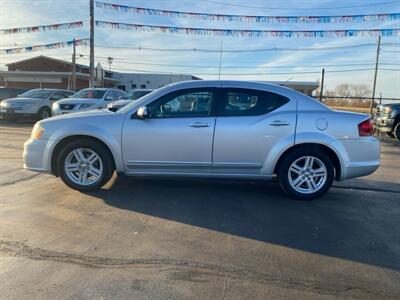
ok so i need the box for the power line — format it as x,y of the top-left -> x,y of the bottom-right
199,0 -> 400,10
104,65 -> 385,75
91,57 -> 400,69
95,43 -> 400,53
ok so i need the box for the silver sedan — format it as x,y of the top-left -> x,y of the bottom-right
23,80 -> 380,200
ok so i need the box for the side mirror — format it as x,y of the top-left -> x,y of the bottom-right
136,106 -> 148,119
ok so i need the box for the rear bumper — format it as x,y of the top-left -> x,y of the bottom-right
331,137 -> 380,180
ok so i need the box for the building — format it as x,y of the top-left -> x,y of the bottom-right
0,56 -> 318,95
0,56 -> 118,90
113,73 -> 200,91
0,56 -> 200,91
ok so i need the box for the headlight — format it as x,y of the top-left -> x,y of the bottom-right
383,107 -> 392,114
106,103 -> 113,108
1,101 -> 9,107
52,102 -> 59,110
78,103 -> 94,109
31,123 -> 45,140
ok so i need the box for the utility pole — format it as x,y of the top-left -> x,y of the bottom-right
89,0 -> 95,88
107,57 -> 113,71
71,39 -> 77,91
369,36 -> 381,115
319,68 -> 325,102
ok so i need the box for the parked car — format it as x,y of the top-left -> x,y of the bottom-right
373,103 -> 400,141
0,88 -> 74,120
0,87 -> 28,101
52,88 -> 127,115
23,80 -> 380,200
107,89 -> 154,112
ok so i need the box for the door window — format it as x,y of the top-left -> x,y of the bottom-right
50,91 -> 65,101
147,89 -> 214,118
219,88 -> 289,116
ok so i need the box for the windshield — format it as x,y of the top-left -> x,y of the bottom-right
71,89 -> 106,99
127,90 -> 152,100
19,89 -> 53,99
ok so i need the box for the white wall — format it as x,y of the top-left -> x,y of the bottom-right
111,73 -> 196,91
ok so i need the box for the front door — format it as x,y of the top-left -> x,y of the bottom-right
212,87 -> 296,175
121,88 -> 217,174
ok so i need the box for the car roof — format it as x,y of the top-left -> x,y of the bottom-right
27,88 -> 72,92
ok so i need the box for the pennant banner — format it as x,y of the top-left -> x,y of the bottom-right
95,1 -> 400,24
95,21 -> 400,38
0,21 -> 83,34
0,38 -> 89,55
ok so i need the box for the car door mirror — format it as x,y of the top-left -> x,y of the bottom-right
136,106 -> 148,119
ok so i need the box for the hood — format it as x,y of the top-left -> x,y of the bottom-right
110,99 -> 132,106
378,102 -> 400,108
57,98 -> 102,105
2,97 -> 44,104
44,108 -> 114,122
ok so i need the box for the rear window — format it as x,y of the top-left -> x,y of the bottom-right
219,88 -> 289,116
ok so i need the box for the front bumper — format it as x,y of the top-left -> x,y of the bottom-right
373,116 -> 395,132
23,138 -> 55,172
1,107 -> 37,119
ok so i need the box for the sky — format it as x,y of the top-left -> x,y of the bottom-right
0,0 -> 399,97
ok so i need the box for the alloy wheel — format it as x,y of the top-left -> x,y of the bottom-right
288,156 -> 328,194
64,148 -> 103,186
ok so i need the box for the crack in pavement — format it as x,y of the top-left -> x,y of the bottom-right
0,240 -> 397,299
0,173 -> 41,187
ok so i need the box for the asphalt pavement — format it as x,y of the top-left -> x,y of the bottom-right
0,120 -> 399,299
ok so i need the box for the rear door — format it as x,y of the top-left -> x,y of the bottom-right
212,87 -> 296,175
121,88 -> 217,174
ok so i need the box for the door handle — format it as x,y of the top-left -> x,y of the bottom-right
190,122 -> 210,128
269,120 -> 290,126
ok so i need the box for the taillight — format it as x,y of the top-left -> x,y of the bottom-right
358,118 -> 373,136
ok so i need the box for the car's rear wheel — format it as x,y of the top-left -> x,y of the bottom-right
57,139 -> 114,191
37,107 -> 51,120
277,147 -> 334,200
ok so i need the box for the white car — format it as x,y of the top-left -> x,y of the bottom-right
24,80 -> 380,200
52,88 -> 127,115
0,89 -> 74,120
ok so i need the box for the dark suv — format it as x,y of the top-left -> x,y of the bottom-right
373,103 -> 400,141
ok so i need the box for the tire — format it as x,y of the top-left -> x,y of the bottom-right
37,107 -> 51,120
57,139 -> 114,191
394,123 -> 400,142
277,147 -> 335,200
387,132 -> 395,139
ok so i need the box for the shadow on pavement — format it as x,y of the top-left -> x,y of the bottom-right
89,176 -> 400,272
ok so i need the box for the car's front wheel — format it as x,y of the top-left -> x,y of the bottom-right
394,122 -> 400,142
57,139 -> 114,191
37,107 -> 51,120
277,147 -> 334,200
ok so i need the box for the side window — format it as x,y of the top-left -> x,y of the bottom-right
50,92 -> 64,101
147,89 -> 214,118
63,91 -> 73,98
219,89 -> 289,116
104,91 -> 114,100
